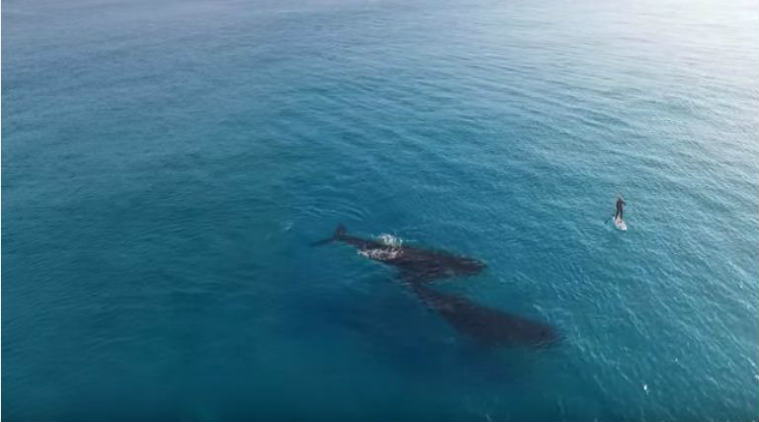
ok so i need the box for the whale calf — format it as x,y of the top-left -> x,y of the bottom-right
313,225 -> 559,347
311,224 -> 485,282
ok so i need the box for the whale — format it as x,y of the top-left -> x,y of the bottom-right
312,225 -> 559,347
409,282 -> 559,347
311,224 -> 486,282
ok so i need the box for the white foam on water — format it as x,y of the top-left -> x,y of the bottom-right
377,233 -> 403,247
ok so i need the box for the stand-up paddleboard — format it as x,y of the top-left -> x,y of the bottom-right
613,216 -> 627,231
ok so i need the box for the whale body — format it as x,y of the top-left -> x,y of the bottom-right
312,224 -> 485,282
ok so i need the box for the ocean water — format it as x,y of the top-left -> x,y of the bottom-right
3,0 -> 758,420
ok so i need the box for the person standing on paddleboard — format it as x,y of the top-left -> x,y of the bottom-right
614,196 -> 625,220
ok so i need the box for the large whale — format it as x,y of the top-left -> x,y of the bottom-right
311,224 -> 486,281
313,225 -> 559,347
410,282 -> 559,347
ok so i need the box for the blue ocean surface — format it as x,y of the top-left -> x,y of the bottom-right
3,0 -> 758,420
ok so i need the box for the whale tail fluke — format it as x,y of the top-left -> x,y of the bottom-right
310,224 -> 347,246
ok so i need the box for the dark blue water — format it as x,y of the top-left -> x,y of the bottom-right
3,0 -> 758,420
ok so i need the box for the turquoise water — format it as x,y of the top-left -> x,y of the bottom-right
3,0 -> 758,419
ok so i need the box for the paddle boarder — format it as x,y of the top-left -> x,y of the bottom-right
615,196 -> 625,220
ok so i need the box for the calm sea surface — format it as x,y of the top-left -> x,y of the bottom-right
3,0 -> 758,420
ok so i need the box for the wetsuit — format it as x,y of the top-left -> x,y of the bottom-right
615,198 -> 625,219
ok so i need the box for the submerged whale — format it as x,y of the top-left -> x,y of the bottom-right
410,282 -> 559,347
313,225 -> 559,347
311,224 -> 486,282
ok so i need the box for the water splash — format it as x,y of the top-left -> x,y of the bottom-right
377,233 -> 403,247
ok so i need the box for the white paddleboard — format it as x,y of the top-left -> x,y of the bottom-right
613,216 -> 627,231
